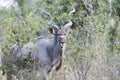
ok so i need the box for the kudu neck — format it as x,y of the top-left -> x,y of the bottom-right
54,34 -> 58,44
52,35 -> 63,58
53,34 -> 64,49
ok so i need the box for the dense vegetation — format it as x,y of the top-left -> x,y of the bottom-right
0,0 -> 120,80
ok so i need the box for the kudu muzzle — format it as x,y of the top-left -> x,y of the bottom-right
58,35 -> 66,48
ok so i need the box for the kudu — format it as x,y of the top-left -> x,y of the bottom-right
34,21 -> 72,80
1,7 -> 75,80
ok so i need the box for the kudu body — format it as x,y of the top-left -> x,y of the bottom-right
1,7 -> 75,80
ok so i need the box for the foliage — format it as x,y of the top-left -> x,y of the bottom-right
0,0 -> 120,80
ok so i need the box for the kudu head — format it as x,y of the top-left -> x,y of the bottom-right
47,20 -> 72,48
41,6 -> 75,48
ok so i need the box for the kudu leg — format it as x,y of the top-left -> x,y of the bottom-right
42,66 -> 53,80
6,71 -> 12,80
55,58 -> 62,71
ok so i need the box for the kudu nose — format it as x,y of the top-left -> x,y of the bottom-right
58,35 -> 66,48
61,42 -> 65,45
60,42 -> 65,48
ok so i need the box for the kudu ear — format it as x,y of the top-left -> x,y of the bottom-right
48,28 -> 54,34
48,25 -> 60,34
62,20 -> 73,33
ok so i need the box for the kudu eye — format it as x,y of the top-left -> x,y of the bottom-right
64,34 -> 66,35
57,34 -> 62,36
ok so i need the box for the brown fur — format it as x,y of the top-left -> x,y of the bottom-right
56,58 -> 62,71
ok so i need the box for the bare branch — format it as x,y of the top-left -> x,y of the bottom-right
83,0 -> 94,14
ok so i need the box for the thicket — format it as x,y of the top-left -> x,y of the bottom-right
0,0 -> 120,80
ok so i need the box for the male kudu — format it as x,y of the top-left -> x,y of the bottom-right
1,7 -> 75,80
